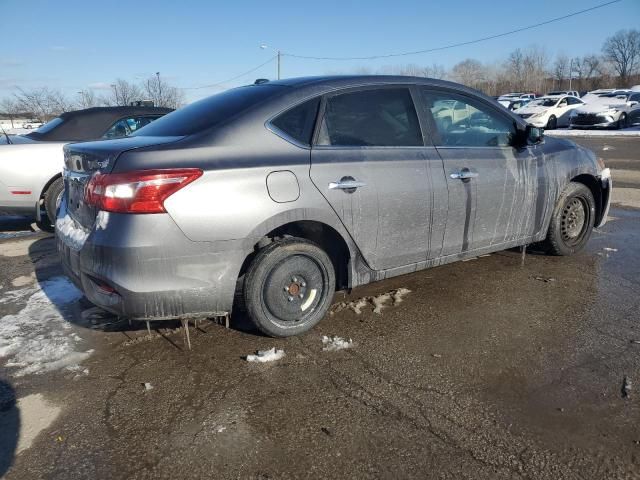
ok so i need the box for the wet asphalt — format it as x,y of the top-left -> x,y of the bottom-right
0,136 -> 639,479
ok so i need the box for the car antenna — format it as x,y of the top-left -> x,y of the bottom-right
0,125 -> 12,145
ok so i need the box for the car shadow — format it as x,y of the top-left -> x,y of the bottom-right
0,215 -> 38,239
0,380 -> 19,477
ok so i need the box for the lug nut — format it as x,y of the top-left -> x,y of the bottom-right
301,281 -> 306,287
299,293 -> 304,299
288,296 -> 294,302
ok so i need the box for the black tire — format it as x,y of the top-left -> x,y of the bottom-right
543,182 -> 595,256
43,177 -> 64,228
243,238 -> 336,337
546,115 -> 557,130
617,113 -> 628,130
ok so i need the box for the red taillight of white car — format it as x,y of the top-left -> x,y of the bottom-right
85,169 -> 203,214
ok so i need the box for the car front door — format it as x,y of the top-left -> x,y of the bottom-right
310,86 -> 447,271
420,88 -> 548,256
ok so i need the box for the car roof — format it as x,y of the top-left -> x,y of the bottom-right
25,106 -> 174,142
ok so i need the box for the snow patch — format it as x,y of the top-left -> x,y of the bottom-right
95,211 -> 109,231
11,274 -> 36,287
330,288 -> 412,316
55,213 -> 88,250
322,335 -> 353,351
0,276 -> 93,376
546,127 -> 640,137
0,238 -> 38,257
245,347 -> 285,363
603,247 -> 618,252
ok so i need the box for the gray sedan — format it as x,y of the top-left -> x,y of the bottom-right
57,76 -> 612,337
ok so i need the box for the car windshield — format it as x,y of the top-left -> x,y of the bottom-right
531,98 -> 557,107
600,93 -> 630,100
132,84 -> 287,137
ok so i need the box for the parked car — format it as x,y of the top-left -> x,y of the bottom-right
497,97 -> 532,111
22,120 -> 44,129
569,90 -> 640,129
546,90 -> 580,98
0,106 -> 172,230
57,76 -> 611,338
514,95 -> 585,129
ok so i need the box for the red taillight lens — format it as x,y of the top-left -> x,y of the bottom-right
84,169 -> 203,214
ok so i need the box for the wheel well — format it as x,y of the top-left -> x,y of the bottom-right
240,221 -> 351,291
571,174 -> 603,223
40,174 -> 62,200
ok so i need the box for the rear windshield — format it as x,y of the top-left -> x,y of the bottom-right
132,84 -> 286,137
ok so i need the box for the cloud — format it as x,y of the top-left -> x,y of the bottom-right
1,60 -> 24,68
87,82 -> 112,90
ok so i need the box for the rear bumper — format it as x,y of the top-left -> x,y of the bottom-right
56,200 -> 249,320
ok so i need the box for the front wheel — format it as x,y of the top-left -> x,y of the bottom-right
617,113 -> 628,130
243,238 -> 336,337
543,182 -> 595,256
546,115 -> 557,130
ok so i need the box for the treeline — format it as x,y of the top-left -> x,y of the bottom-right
346,29 -> 640,95
0,75 -> 185,123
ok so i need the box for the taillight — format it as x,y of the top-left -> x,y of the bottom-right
85,169 -> 203,214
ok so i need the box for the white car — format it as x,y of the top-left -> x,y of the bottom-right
0,106 -> 171,230
546,90 -> 580,98
22,120 -> 43,129
569,91 -> 640,129
514,95 -> 585,129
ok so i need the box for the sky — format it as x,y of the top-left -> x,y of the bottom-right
1,0 -> 639,103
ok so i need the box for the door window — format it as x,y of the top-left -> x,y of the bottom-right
316,88 -> 423,147
422,90 -> 516,147
566,96 -> 582,105
103,115 -> 162,139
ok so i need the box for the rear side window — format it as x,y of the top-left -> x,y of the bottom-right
270,97 -> 320,146
316,88 -> 423,147
132,84 -> 286,137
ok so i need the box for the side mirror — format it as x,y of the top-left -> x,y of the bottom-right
629,101 -> 638,107
527,124 -> 544,145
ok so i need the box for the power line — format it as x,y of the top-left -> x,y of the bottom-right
283,0 -> 622,61
182,55 -> 277,90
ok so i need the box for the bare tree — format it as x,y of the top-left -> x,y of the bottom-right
553,54 -> 570,88
76,89 -> 99,109
0,98 -> 21,128
142,75 -> 185,109
505,48 -> 525,91
451,59 -> 486,90
13,87 -> 73,121
602,29 -> 640,82
102,78 -> 143,106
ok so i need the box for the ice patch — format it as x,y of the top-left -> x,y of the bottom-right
0,276 -> 92,376
322,335 -> 353,351
245,347 -> 285,363
603,247 -> 618,252
55,213 -> 88,250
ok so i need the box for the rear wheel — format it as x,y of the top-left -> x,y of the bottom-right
546,115 -> 557,130
543,182 -> 595,256
40,178 -> 64,232
243,238 -> 335,337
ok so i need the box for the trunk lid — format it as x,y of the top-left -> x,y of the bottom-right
63,136 -> 182,229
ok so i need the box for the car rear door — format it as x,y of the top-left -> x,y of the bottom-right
420,88 -> 546,256
309,86 -> 447,271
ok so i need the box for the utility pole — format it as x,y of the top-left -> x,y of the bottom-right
261,44 -> 282,80
156,72 -> 161,106
568,58 -> 573,91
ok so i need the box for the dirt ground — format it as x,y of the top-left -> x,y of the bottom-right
1,137 -> 639,480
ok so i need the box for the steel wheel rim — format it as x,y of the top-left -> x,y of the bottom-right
262,254 -> 326,324
561,197 -> 587,245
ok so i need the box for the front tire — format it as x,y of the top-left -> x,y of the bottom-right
546,115 -> 557,130
243,238 -> 336,337
617,113 -> 628,130
543,182 -> 595,256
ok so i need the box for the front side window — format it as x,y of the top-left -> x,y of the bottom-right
271,97 -> 320,146
316,88 -> 423,147
422,89 -> 516,148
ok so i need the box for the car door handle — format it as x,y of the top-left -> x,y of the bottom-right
450,170 -> 479,180
328,179 -> 367,190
